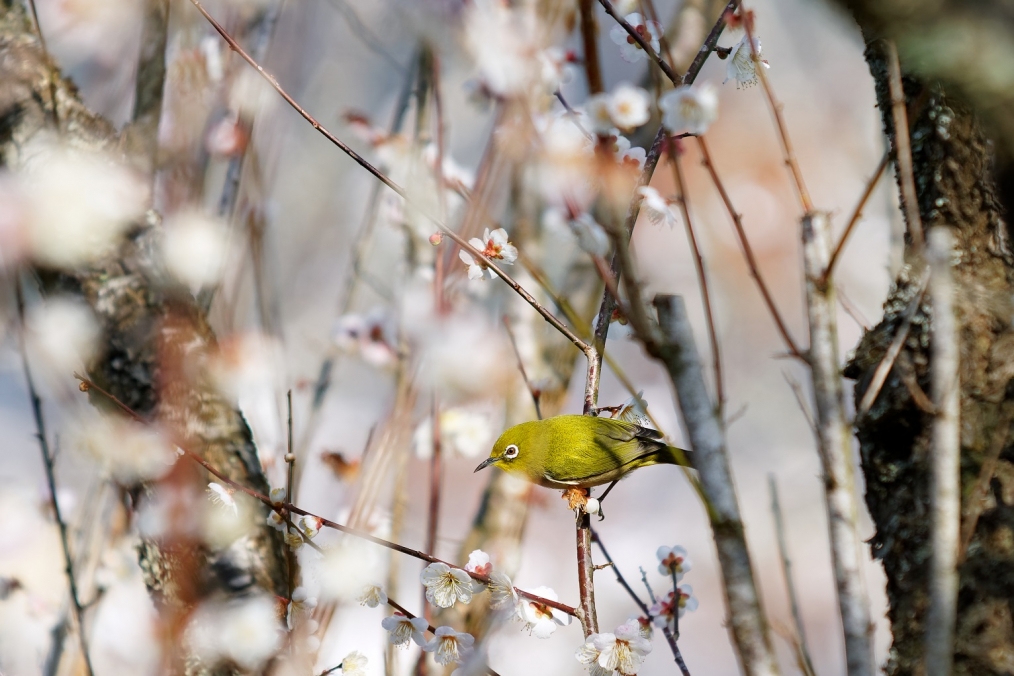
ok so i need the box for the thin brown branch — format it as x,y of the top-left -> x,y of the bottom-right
424,396 -> 442,621
885,41 -> 925,252
502,316 -> 542,420
824,150 -> 891,282
17,285 -> 94,676
768,475 -> 817,676
782,371 -> 816,436
857,268 -> 929,415
668,140 -> 724,409
925,227 -> 959,675
744,17 -> 812,214
598,0 -> 680,85
697,136 -> 803,359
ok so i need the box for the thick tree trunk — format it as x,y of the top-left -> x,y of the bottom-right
844,29 -> 1014,676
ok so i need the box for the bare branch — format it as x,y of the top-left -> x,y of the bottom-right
824,150 -> 890,282
885,41 -> 925,251
925,226 -> 959,676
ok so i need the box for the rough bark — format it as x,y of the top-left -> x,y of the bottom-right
0,4 -> 287,672
843,35 -> 1014,676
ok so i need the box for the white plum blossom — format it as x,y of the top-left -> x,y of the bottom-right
463,0 -> 560,96
25,296 -> 101,378
421,562 -> 484,608
339,651 -> 368,676
609,14 -> 661,63
206,483 -> 237,515
269,487 -> 287,504
284,528 -> 304,550
618,145 -> 646,171
459,228 -> 518,280
287,587 -> 318,629
606,84 -> 651,131
488,571 -> 518,611
576,619 -> 652,676
725,35 -> 769,88
186,596 -> 282,671
423,626 -> 475,665
517,586 -> 572,638
656,545 -> 692,580
414,408 -> 494,459
358,584 -> 388,608
162,211 -> 229,289
319,537 -> 389,602
658,83 -> 719,136
266,510 -> 285,531
649,584 -> 699,632
381,613 -> 428,647
637,186 -> 680,228
464,550 -> 492,576
74,414 -> 176,484
300,515 -> 323,539
584,94 -> 616,135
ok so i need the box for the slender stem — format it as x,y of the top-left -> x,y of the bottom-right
823,150 -> 890,283
591,529 -> 691,676
668,140 -> 724,410
16,285 -> 94,676
502,316 -> 542,420
885,41 -> 925,252
423,396 -> 442,625
285,389 -> 296,600
925,227 -> 959,676
768,475 -> 817,676
73,374 -> 580,620
697,136 -> 802,359
575,513 -> 599,636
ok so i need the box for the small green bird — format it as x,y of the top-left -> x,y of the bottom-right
473,414 -> 693,490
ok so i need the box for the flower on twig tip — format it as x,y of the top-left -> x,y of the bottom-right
358,583 -> 387,608
517,586 -> 571,638
381,613 -> 428,647
487,571 -> 519,611
464,550 -> 492,577
206,483 -> 237,515
284,528 -> 304,550
656,545 -> 692,579
266,510 -> 285,531
459,228 -> 518,280
423,626 -> 475,665
338,650 -> 368,676
300,515 -> 323,539
287,587 -> 317,629
725,35 -> 769,89
269,487 -> 287,505
421,562 -> 484,608
649,584 -> 698,632
636,187 -> 680,228
609,13 -> 661,64
576,619 -> 652,676
658,84 -> 718,136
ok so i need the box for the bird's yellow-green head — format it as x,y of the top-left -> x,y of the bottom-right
473,419 -> 543,480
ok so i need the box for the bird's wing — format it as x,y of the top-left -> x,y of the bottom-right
541,418 -> 664,485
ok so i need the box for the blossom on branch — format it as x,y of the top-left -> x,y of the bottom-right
423,626 -> 475,665
725,35 -> 769,88
464,550 -> 492,576
609,13 -> 661,64
381,613 -> 428,647
517,586 -> 572,638
576,619 -> 652,676
421,562 -> 484,608
636,186 -> 680,228
488,571 -> 519,611
649,584 -> 699,632
607,84 -> 651,131
658,84 -> 718,136
358,583 -> 387,608
656,545 -> 692,580
338,651 -> 368,676
459,228 -> 518,280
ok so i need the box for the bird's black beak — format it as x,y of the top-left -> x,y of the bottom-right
474,457 -> 497,473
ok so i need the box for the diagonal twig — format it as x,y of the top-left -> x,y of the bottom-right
885,41 -> 924,252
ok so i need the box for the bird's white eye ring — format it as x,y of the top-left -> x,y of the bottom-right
504,444 -> 519,459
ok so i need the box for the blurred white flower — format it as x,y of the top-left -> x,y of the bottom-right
656,545 -> 692,579
584,94 -> 615,135
229,68 -> 275,118
417,314 -> 515,403
162,211 -> 229,289
637,186 -> 680,228
186,596 -> 282,671
414,408 -> 494,459
517,586 -> 571,638
208,332 -> 283,402
90,576 -> 162,676
460,228 -> 518,281
206,483 -> 237,514
463,550 -> 492,576
725,35 -> 768,88
25,296 -> 100,377
488,571 -> 518,611
199,36 -> 224,82
423,626 -> 474,665
572,213 -> 611,257
464,0 -> 557,96
287,587 -> 318,629
607,84 -> 650,131
333,312 -> 398,369
421,562 -> 484,608
649,584 -> 698,632
533,112 -> 596,210
339,650 -> 369,676
300,515 -> 323,539
619,145 -> 646,172
266,510 -> 286,531
75,415 -> 175,484
206,113 -> 249,157
658,83 -> 718,136
381,613 -> 428,647
577,618 -> 652,675
284,528 -> 304,550
358,584 -> 387,608
318,538 -> 389,602
19,142 -> 147,269
609,14 -> 660,63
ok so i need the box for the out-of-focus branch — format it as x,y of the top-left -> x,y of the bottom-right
824,150 -> 891,283
652,295 -> 780,676
125,0 -> 169,173
885,40 -> 925,252
801,212 -> 874,676
925,226 -> 959,676
578,0 -> 603,94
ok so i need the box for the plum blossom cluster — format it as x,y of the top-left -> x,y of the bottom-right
649,545 -> 699,634
609,13 -> 661,64
459,227 -> 518,280
576,618 -> 652,676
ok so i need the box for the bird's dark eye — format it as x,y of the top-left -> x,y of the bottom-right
504,444 -> 519,459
